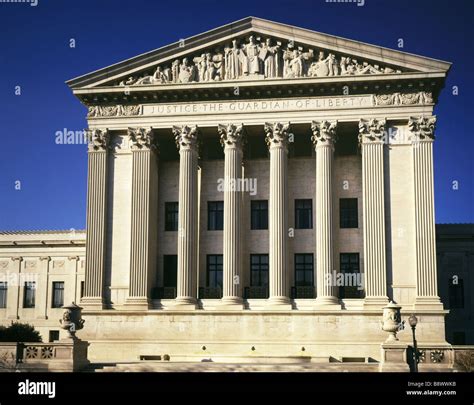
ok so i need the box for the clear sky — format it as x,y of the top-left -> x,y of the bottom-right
0,0 -> 472,231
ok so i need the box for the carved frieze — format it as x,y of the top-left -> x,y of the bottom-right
107,35 -> 404,87
88,104 -> 143,118
372,92 -> 433,106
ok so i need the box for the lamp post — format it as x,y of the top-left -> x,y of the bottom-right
408,314 -> 418,372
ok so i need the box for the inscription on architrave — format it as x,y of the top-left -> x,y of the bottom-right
143,95 -> 373,116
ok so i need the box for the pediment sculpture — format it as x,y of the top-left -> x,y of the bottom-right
113,35 -> 403,87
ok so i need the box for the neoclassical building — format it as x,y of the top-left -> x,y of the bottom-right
0,17 -> 455,365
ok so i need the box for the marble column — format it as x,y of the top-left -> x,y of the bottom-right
125,127 -> 159,310
359,118 -> 389,307
173,125 -> 199,309
7,256 -> 22,319
218,123 -> 245,309
82,129 -> 109,310
311,120 -> 340,308
265,122 -> 292,309
409,116 -> 442,309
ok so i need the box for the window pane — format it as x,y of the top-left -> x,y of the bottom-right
0,282 -> 7,308
23,282 -> 36,308
52,282 -> 64,308
163,255 -> 178,288
250,254 -> 269,287
340,198 -> 358,228
165,202 -> 178,231
208,201 -> 224,230
251,201 -> 268,230
295,199 -> 312,229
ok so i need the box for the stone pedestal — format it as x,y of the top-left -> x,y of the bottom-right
379,343 -> 410,372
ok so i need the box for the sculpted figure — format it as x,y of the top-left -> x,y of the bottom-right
224,39 -> 241,80
240,35 -> 261,75
259,38 -> 280,78
194,53 -> 207,82
205,53 -> 215,81
178,57 -> 196,83
212,51 -> 224,81
152,66 -> 169,84
171,59 -> 180,83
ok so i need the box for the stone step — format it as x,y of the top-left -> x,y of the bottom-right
93,361 -> 380,373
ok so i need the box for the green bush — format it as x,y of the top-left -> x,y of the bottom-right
0,322 -> 42,342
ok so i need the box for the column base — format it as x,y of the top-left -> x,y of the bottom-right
220,297 -> 245,310
414,296 -> 444,310
172,297 -> 198,310
313,296 -> 341,310
379,343 -> 410,372
266,296 -> 292,310
80,297 -> 105,311
124,297 -> 151,310
364,296 -> 389,309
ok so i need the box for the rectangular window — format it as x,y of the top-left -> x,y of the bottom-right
0,282 -> 7,308
251,200 -> 268,230
294,254 -> 314,287
165,202 -> 179,231
208,201 -> 224,231
207,255 -> 223,288
23,282 -> 36,308
250,254 -> 269,287
49,330 -> 60,342
295,199 -> 313,229
80,281 -> 85,298
52,282 -> 64,308
339,253 -> 362,299
449,279 -> 464,309
340,198 -> 358,228
163,255 -> 178,288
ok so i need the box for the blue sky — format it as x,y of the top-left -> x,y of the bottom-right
0,0 -> 472,230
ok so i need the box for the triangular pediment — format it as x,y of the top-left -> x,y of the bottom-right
67,16 -> 450,91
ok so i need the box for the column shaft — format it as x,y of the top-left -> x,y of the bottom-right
174,126 -> 199,308
409,116 -> 441,309
312,120 -> 340,308
126,128 -> 158,309
265,122 -> 291,308
219,124 -> 244,308
82,129 -> 109,310
360,118 -> 388,306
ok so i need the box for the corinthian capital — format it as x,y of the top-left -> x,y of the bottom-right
264,122 -> 290,149
311,120 -> 337,147
87,128 -> 109,152
358,118 -> 386,144
218,123 -> 245,149
128,127 -> 156,150
408,116 -> 436,141
173,125 -> 199,151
